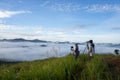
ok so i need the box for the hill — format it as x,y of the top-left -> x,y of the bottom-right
0,38 -> 48,43
0,54 -> 120,80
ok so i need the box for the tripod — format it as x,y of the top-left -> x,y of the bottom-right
82,47 -> 87,54
82,42 -> 89,54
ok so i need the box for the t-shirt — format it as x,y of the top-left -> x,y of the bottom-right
90,43 -> 95,53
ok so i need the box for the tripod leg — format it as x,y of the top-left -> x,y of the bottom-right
83,47 -> 86,54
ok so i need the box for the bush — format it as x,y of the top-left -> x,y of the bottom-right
114,49 -> 119,55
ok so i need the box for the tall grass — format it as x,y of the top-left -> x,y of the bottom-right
0,54 -> 120,80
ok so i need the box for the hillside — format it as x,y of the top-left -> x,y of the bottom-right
0,54 -> 120,80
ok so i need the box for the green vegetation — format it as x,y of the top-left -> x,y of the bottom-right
0,54 -> 120,80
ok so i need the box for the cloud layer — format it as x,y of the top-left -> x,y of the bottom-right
40,1 -> 81,12
41,1 -> 120,13
0,10 -> 31,18
0,24 -> 120,43
84,4 -> 120,13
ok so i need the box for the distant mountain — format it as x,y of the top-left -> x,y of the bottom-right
0,38 -> 48,43
0,38 -> 119,46
0,38 -> 73,44
108,44 -> 120,48
56,41 -> 71,44
10,38 -> 27,42
30,39 -> 47,42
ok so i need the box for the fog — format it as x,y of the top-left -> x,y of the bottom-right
0,42 -> 118,61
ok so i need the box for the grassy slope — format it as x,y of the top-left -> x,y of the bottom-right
0,54 -> 120,80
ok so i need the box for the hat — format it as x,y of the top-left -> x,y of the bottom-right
89,40 -> 93,43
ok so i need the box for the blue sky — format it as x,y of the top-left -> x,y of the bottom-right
0,0 -> 120,43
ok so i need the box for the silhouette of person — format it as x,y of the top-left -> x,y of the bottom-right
70,46 -> 75,55
75,43 -> 80,59
114,49 -> 119,55
87,40 -> 95,57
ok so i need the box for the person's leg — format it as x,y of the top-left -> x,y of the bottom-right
76,53 -> 79,59
90,53 -> 94,59
90,52 -> 92,57
75,53 -> 78,59
74,53 -> 76,58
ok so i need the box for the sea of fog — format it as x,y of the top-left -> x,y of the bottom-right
0,42 -> 119,61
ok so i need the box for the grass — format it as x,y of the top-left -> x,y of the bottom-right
0,54 -> 120,80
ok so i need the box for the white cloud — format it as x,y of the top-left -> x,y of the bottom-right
40,1 -> 120,13
40,1 -> 80,12
0,24 -> 43,40
51,3 -> 80,12
70,24 -> 96,29
0,10 -> 31,18
90,34 -> 120,43
67,33 -> 120,43
0,24 -> 120,43
0,24 -> 71,41
83,4 -> 120,13
0,24 -> 24,31
40,1 -> 50,7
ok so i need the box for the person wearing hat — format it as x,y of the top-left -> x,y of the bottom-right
87,40 -> 95,57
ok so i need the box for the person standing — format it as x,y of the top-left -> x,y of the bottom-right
75,43 -> 80,59
87,40 -> 95,57
70,46 -> 75,55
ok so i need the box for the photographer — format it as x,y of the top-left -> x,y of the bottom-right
87,40 -> 95,57
75,43 -> 80,59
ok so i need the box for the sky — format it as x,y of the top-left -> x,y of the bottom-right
0,0 -> 120,43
